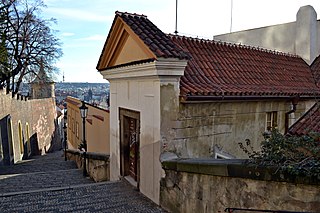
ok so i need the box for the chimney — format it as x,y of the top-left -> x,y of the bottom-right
295,5 -> 318,65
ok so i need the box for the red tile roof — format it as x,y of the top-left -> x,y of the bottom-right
288,102 -> 320,135
109,12 -> 320,100
116,11 -> 190,60
170,35 -> 320,99
311,55 -> 320,87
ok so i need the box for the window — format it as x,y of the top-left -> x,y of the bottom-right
68,115 -> 71,130
18,121 -> 24,154
266,111 -> 278,130
212,145 -> 234,159
76,122 -> 79,138
71,118 -> 75,133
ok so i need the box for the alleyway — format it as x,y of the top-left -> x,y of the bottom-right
0,151 -> 166,213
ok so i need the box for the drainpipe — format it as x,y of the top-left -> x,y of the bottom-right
285,97 -> 299,134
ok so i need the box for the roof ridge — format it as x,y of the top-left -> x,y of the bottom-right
168,34 -> 300,58
115,11 -> 147,19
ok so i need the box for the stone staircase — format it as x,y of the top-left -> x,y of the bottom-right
0,151 -> 165,212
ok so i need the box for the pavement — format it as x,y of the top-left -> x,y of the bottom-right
0,151 -> 166,213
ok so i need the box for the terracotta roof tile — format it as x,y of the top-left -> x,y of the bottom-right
107,12 -> 320,99
169,35 -> 320,98
116,11 -> 190,60
311,55 -> 320,87
288,102 -> 320,135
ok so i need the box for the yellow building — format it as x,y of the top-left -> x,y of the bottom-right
65,97 -> 110,154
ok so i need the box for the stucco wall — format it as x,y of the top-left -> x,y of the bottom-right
214,22 -> 296,54
163,100 -> 314,159
0,89 -> 58,163
109,77 -> 162,204
214,5 -> 319,64
101,58 -> 187,205
161,159 -> 320,213
66,97 -> 110,154
86,106 -> 110,154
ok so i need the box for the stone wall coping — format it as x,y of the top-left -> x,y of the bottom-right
86,152 -> 110,161
66,148 -> 81,156
65,149 -> 110,161
162,158 -> 320,186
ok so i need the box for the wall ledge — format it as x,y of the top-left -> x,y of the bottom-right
162,158 -> 320,185
65,149 -> 110,161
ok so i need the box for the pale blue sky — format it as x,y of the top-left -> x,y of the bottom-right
42,0 -> 320,83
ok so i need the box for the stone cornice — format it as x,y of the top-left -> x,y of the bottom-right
99,58 -> 188,80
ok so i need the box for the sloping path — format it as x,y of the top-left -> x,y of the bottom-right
0,151 -> 166,213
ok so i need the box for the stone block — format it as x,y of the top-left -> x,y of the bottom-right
88,158 -> 109,182
161,159 -> 320,213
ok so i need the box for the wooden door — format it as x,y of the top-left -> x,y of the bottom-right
128,117 -> 138,180
120,108 -> 140,184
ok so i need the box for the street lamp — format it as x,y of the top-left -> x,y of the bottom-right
79,100 -> 88,176
63,108 -> 67,161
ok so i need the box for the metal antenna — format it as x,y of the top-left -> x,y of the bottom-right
174,0 -> 178,34
230,0 -> 233,33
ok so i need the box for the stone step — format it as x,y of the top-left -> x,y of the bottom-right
0,169 -> 94,194
0,181 -> 166,213
0,151 -> 78,175
0,151 -> 166,212
0,160 -> 77,175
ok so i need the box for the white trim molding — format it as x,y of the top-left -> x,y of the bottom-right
99,58 -> 188,80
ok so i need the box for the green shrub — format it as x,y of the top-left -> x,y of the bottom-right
239,130 -> 320,178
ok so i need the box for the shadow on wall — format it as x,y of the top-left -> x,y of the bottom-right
47,119 -> 62,153
30,133 -> 40,156
0,115 -> 14,166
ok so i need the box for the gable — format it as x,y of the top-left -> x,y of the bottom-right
97,11 -> 320,100
97,17 -> 156,70
288,102 -> 320,135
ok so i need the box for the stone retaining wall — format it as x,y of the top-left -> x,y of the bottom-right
0,89 -> 58,164
160,159 -> 320,213
66,149 -> 110,182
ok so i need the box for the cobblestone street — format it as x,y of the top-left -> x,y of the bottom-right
0,151 -> 166,212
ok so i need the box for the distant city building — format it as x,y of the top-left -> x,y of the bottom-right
55,82 -> 109,110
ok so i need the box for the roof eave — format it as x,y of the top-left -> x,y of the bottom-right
180,95 -> 320,103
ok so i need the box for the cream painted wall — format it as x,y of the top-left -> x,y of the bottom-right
102,59 -> 187,205
115,35 -> 150,65
66,97 -> 110,154
66,100 -> 82,150
214,22 -> 296,54
86,107 -> 110,154
109,77 -> 162,204
214,5 -> 319,64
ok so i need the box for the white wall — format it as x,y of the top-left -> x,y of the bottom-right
214,5 -> 319,64
102,59 -> 187,204
109,77 -> 162,203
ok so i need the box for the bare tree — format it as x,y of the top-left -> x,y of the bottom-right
0,0 -> 62,94
0,0 -> 12,91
